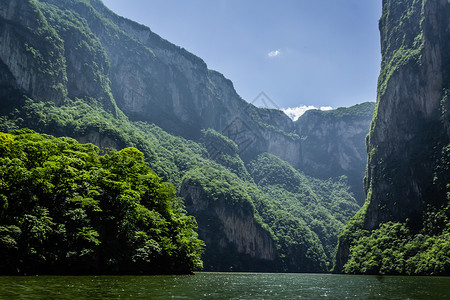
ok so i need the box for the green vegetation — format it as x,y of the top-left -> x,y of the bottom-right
340,187 -> 450,276
376,0 -> 424,98
202,128 -> 252,182
182,163 -> 329,272
1,99 -> 361,273
299,102 -> 376,120
0,130 -> 203,275
370,0 -> 424,141
294,102 -> 375,205
2,0 -> 445,277
38,1 -> 117,112
11,0 -> 68,103
248,153 -> 360,268
336,140 -> 450,275
335,0 -> 450,276
0,98 -> 205,186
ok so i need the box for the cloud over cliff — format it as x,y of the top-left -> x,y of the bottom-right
282,105 -> 333,121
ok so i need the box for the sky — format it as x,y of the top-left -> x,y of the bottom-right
102,0 -> 382,120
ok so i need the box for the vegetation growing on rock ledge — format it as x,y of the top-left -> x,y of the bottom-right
0,129 -> 204,275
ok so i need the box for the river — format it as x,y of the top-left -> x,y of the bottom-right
0,272 -> 449,299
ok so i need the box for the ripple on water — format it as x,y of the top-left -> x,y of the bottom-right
0,273 -> 449,299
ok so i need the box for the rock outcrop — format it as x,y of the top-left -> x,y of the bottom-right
0,0 -> 67,107
364,0 -> 449,228
180,183 -> 278,271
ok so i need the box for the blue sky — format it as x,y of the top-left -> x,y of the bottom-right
102,0 -> 382,119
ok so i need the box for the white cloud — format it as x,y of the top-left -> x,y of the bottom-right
268,50 -> 280,57
320,106 -> 333,111
282,105 -> 334,121
282,106 -> 315,121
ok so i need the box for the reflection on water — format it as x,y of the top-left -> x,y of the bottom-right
0,272 -> 449,299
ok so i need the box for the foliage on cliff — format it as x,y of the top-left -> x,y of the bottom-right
1,95 -> 364,273
0,99 -> 206,186
248,153 -> 359,268
0,130 -> 203,275
201,129 -> 252,182
298,102 -> 376,121
294,102 -> 375,204
182,163 -> 330,272
343,220 -> 450,275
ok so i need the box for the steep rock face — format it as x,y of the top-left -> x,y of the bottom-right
0,0 -> 119,113
364,0 -> 449,228
296,103 -> 375,204
101,13 -> 304,167
0,0 -> 67,107
334,0 -> 450,273
76,129 -> 119,149
39,0 -> 302,167
180,183 -> 278,271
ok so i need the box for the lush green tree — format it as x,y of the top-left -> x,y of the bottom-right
0,130 -> 203,275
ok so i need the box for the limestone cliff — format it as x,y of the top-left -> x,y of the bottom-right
296,102 -> 375,204
180,182 -> 278,271
334,0 -> 450,274
0,0 -> 118,113
0,0 -> 67,108
364,0 -> 449,228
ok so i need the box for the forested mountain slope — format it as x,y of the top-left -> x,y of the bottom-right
0,0 -> 372,273
334,0 -> 450,275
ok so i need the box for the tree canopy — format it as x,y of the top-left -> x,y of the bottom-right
0,130 -> 203,275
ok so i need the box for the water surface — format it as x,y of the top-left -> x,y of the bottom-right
0,273 -> 449,299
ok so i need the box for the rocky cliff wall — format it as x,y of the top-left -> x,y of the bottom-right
364,0 -> 449,228
296,102 -> 375,203
39,0 -> 302,165
334,0 -> 450,273
0,0 -> 377,272
180,182 -> 278,271
0,0 -> 67,106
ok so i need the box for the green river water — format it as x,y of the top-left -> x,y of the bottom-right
0,273 -> 449,299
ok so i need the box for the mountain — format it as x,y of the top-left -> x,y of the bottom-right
0,0 -> 373,273
334,0 -> 450,275
0,0 -> 374,201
